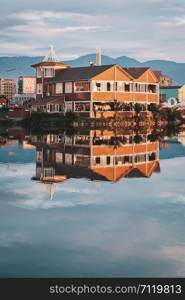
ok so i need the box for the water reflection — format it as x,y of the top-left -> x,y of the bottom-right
1,127 -> 185,277
2,128 -> 162,200
32,131 -> 160,184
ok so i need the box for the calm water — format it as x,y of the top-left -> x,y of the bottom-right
0,128 -> 185,277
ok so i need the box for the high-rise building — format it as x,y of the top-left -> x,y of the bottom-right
0,78 -> 16,103
18,76 -> 36,94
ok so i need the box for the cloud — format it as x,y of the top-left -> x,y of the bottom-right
0,2 -> 177,60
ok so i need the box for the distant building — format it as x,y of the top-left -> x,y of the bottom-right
160,85 -> 185,106
12,93 -> 36,106
30,47 -> 160,117
0,78 -> 16,103
178,85 -> 185,102
154,71 -> 172,87
18,76 -> 36,94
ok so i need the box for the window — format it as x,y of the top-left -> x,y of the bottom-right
56,152 -> 63,163
36,167 -> 42,177
59,104 -> 64,112
125,83 -> 130,92
135,154 -> 146,163
74,82 -> 90,92
36,151 -> 42,162
96,157 -> 101,164
107,156 -> 111,165
37,83 -> 42,94
44,168 -> 54,177
148,152 -> 156,161
75,136 -> 90,145
65,153 -> 73,165
96,83 -> 101,91
117,82 -> 123,91
65,82 -> 72,93
107,82 -> 111,91
148,84 -> 157,93
56,83 -> 63,94
56,104 -> 59,112
65,136 -> 73,145
75,102 -> 90,112
36,68 -> 42,78
65,102 -> 72,112
74,155 -> 90,166
44,68 -> 54,77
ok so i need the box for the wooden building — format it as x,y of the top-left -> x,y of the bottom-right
31,50 -> 159,118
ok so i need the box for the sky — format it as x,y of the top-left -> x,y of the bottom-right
0,0 -> 185,62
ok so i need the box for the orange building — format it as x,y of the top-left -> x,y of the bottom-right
31,48 -> 159,118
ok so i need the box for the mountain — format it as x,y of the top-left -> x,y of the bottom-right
160,142 -> 185,160
0,54 -> 185,85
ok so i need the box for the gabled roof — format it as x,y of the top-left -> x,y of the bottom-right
153,71 -> 162,80
123,67 -> 149,79
31,96 -> 64,106
53,64 -> 115,82
125,167 -> 147,178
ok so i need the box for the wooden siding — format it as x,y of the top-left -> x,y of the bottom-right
91,65 -> 132,81
92,142 -> 157,156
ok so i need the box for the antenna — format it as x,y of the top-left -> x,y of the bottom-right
96,48 -> 101,66
89,60 -> 95,67
43,45 -> 59,62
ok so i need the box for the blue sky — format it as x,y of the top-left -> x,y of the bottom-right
0,0 -> 185,61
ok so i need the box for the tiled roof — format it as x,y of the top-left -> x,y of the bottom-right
123,67 -> 149,78
53,64 -> 115,82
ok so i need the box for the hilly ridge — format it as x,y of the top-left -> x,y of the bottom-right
0,54 -> 185,85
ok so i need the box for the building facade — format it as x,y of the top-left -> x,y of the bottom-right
160,85 -> 185,106
154,71 -> 172,87
18,76 -> 36,94
0,78 -> 16,103
30,48 -> 159,117
31,64 -> 160,117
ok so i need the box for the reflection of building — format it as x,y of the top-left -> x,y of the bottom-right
30,131 -> 160,192
30,47 -> 159,117
0,78 -> 16,103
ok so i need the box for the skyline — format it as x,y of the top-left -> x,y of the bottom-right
0,0 -> 185,62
